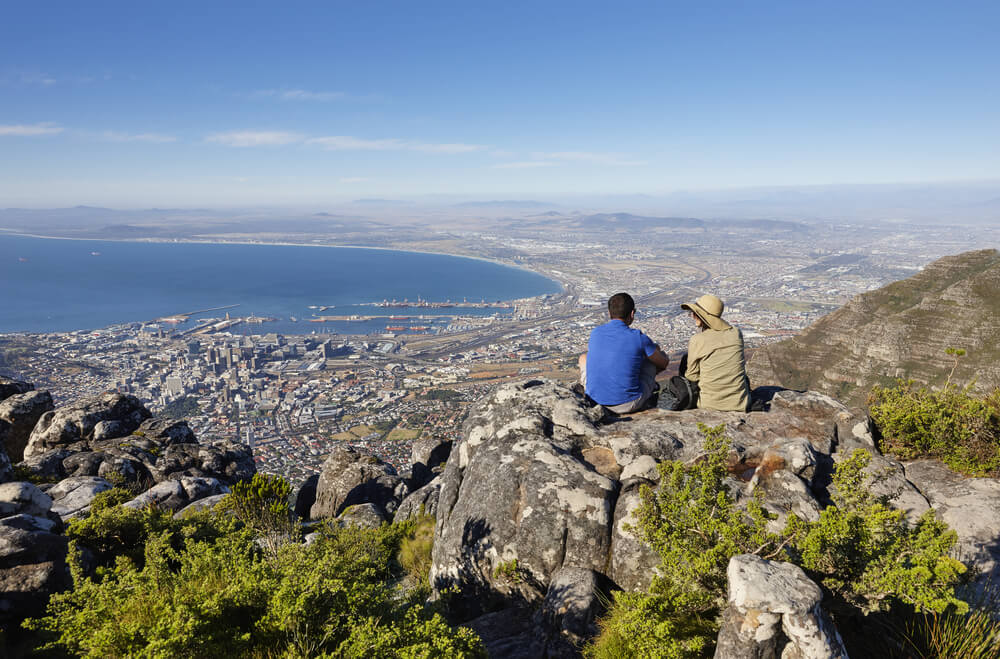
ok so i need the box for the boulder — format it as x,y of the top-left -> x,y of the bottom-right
293,474 -> 319,520
174,493 -> 230,518
395,476 -> 442,522
0,377 -> 33,403
337,502 -> 387,529
463,607 -> 540,659
534,567 -> 612,652
409,436 -> 453,489
0,390 -> 54,462
124,477 -> 230,513
715,554 -> 847,659
133,417 -> 198,446
47,476 -> 114,521
24,393 -> 151,459
431,380 -> 615,619
310,447 -> 408,520
16,448 -> 72,482
0,521 -> 70,627
152,440 -> 255,485
0,443 -> 11,485
0,481 -> 54,519
609,483 -> 660,592
903,459 -> 1000,584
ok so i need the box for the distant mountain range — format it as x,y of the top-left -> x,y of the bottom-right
748,249 -> 1000,408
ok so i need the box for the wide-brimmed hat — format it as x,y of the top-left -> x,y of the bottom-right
681,294 -> 731,331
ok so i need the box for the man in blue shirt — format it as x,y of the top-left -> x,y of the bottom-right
578,293 -> 670,413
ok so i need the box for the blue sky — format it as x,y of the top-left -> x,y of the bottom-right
1,1 -> 998,207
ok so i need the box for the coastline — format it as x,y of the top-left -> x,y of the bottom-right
0,228 -> 567,296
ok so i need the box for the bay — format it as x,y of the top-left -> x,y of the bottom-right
0,234 -> 561,334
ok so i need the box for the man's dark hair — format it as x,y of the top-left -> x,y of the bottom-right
608,293 -> 635,320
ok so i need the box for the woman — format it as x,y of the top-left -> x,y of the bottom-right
679,294 -> 750,412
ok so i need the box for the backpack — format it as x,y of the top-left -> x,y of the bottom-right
664,375 -> 699,411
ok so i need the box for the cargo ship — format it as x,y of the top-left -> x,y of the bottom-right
386,326 -> 407,331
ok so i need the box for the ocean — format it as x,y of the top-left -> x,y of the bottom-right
0,234 -> 561,334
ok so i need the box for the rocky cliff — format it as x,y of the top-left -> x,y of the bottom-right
748,249 -> 1000,409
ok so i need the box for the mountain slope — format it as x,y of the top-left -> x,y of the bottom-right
748,248 -> 1000,408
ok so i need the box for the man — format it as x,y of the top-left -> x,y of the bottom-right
578,293 -> 669,413
680,293 -> 750,412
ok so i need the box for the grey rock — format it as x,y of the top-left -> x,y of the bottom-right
0,523 -> 70,626
47,476 -> 114,521
431,380 -> 616,619
534,567 -> 612,651
0,481 -> 53,518
134,417 -> 197,446
174,493 -> 229,518
716,554 -> 847,659
310,447 -> 407,519
0,513 -> 60,534
24,393 -> 151,459
16,448 -> 72,482
903,459 -> 1000,584
463,607 -> 540,659
0,390 -> 54,462
0,377 -> 33,403
337,502 -> 387,529
609,483 -> 659,592
152,440 -> 255,485
409,436 -> 453,489
395,476 -> 442,522
124,477 -> 229,512
293,474 -> 319,520
0,443 -> 11,484
62,451 -> 108,478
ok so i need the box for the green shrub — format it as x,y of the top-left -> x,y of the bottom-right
868,378 -> 1000,476
216,473 -> 297,555
586,425 -> 969,658
26,512 -> 485,658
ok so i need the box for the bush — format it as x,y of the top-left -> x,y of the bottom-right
868,378 -> 1000,477
216,472 -> 297,555
587,424 -> 969,658
26,509 -> 485,658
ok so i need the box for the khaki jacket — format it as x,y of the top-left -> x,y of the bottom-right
686,326 -> 750,412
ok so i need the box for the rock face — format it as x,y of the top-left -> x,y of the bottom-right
431,379 -> 883,618
0,377 -> 34,403
124,477 -> 230,513
715,555 -> 848,659
429,377 -> 1000,653
0,390 -> 54,462
748,249 -> 1000,409
310,447 -> 408,520
25,393 -> 151,459
0,480 -> 69,627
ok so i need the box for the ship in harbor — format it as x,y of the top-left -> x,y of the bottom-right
386,326 -> 407,332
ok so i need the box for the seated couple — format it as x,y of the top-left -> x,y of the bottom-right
578,292 -> 750,413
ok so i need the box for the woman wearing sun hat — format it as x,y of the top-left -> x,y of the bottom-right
680,294 -> 751,412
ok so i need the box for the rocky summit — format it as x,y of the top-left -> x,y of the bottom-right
4,369 -> 1000,656
748,249 -> 1000,409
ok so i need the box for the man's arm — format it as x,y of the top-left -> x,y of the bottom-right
646,348 -> 669,372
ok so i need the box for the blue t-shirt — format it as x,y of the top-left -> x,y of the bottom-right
586,319 -> 657,406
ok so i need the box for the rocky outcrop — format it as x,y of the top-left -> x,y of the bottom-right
748,249 -> 1000,408
0,390 -> 54,462
430,380 -> 883,620
426,377 -> 1000,654
123,477 -> 230,513
715,555 -> 848,659
310,447 -> 408,520
24,393 -> 151,459
0,377 -> 34,403
0,481 -> 69,626
47,476 -> 114,521
396,476 -> 442,522
408,436 -> 453,490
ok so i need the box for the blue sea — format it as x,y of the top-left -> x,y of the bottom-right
0,235 -> 561,334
